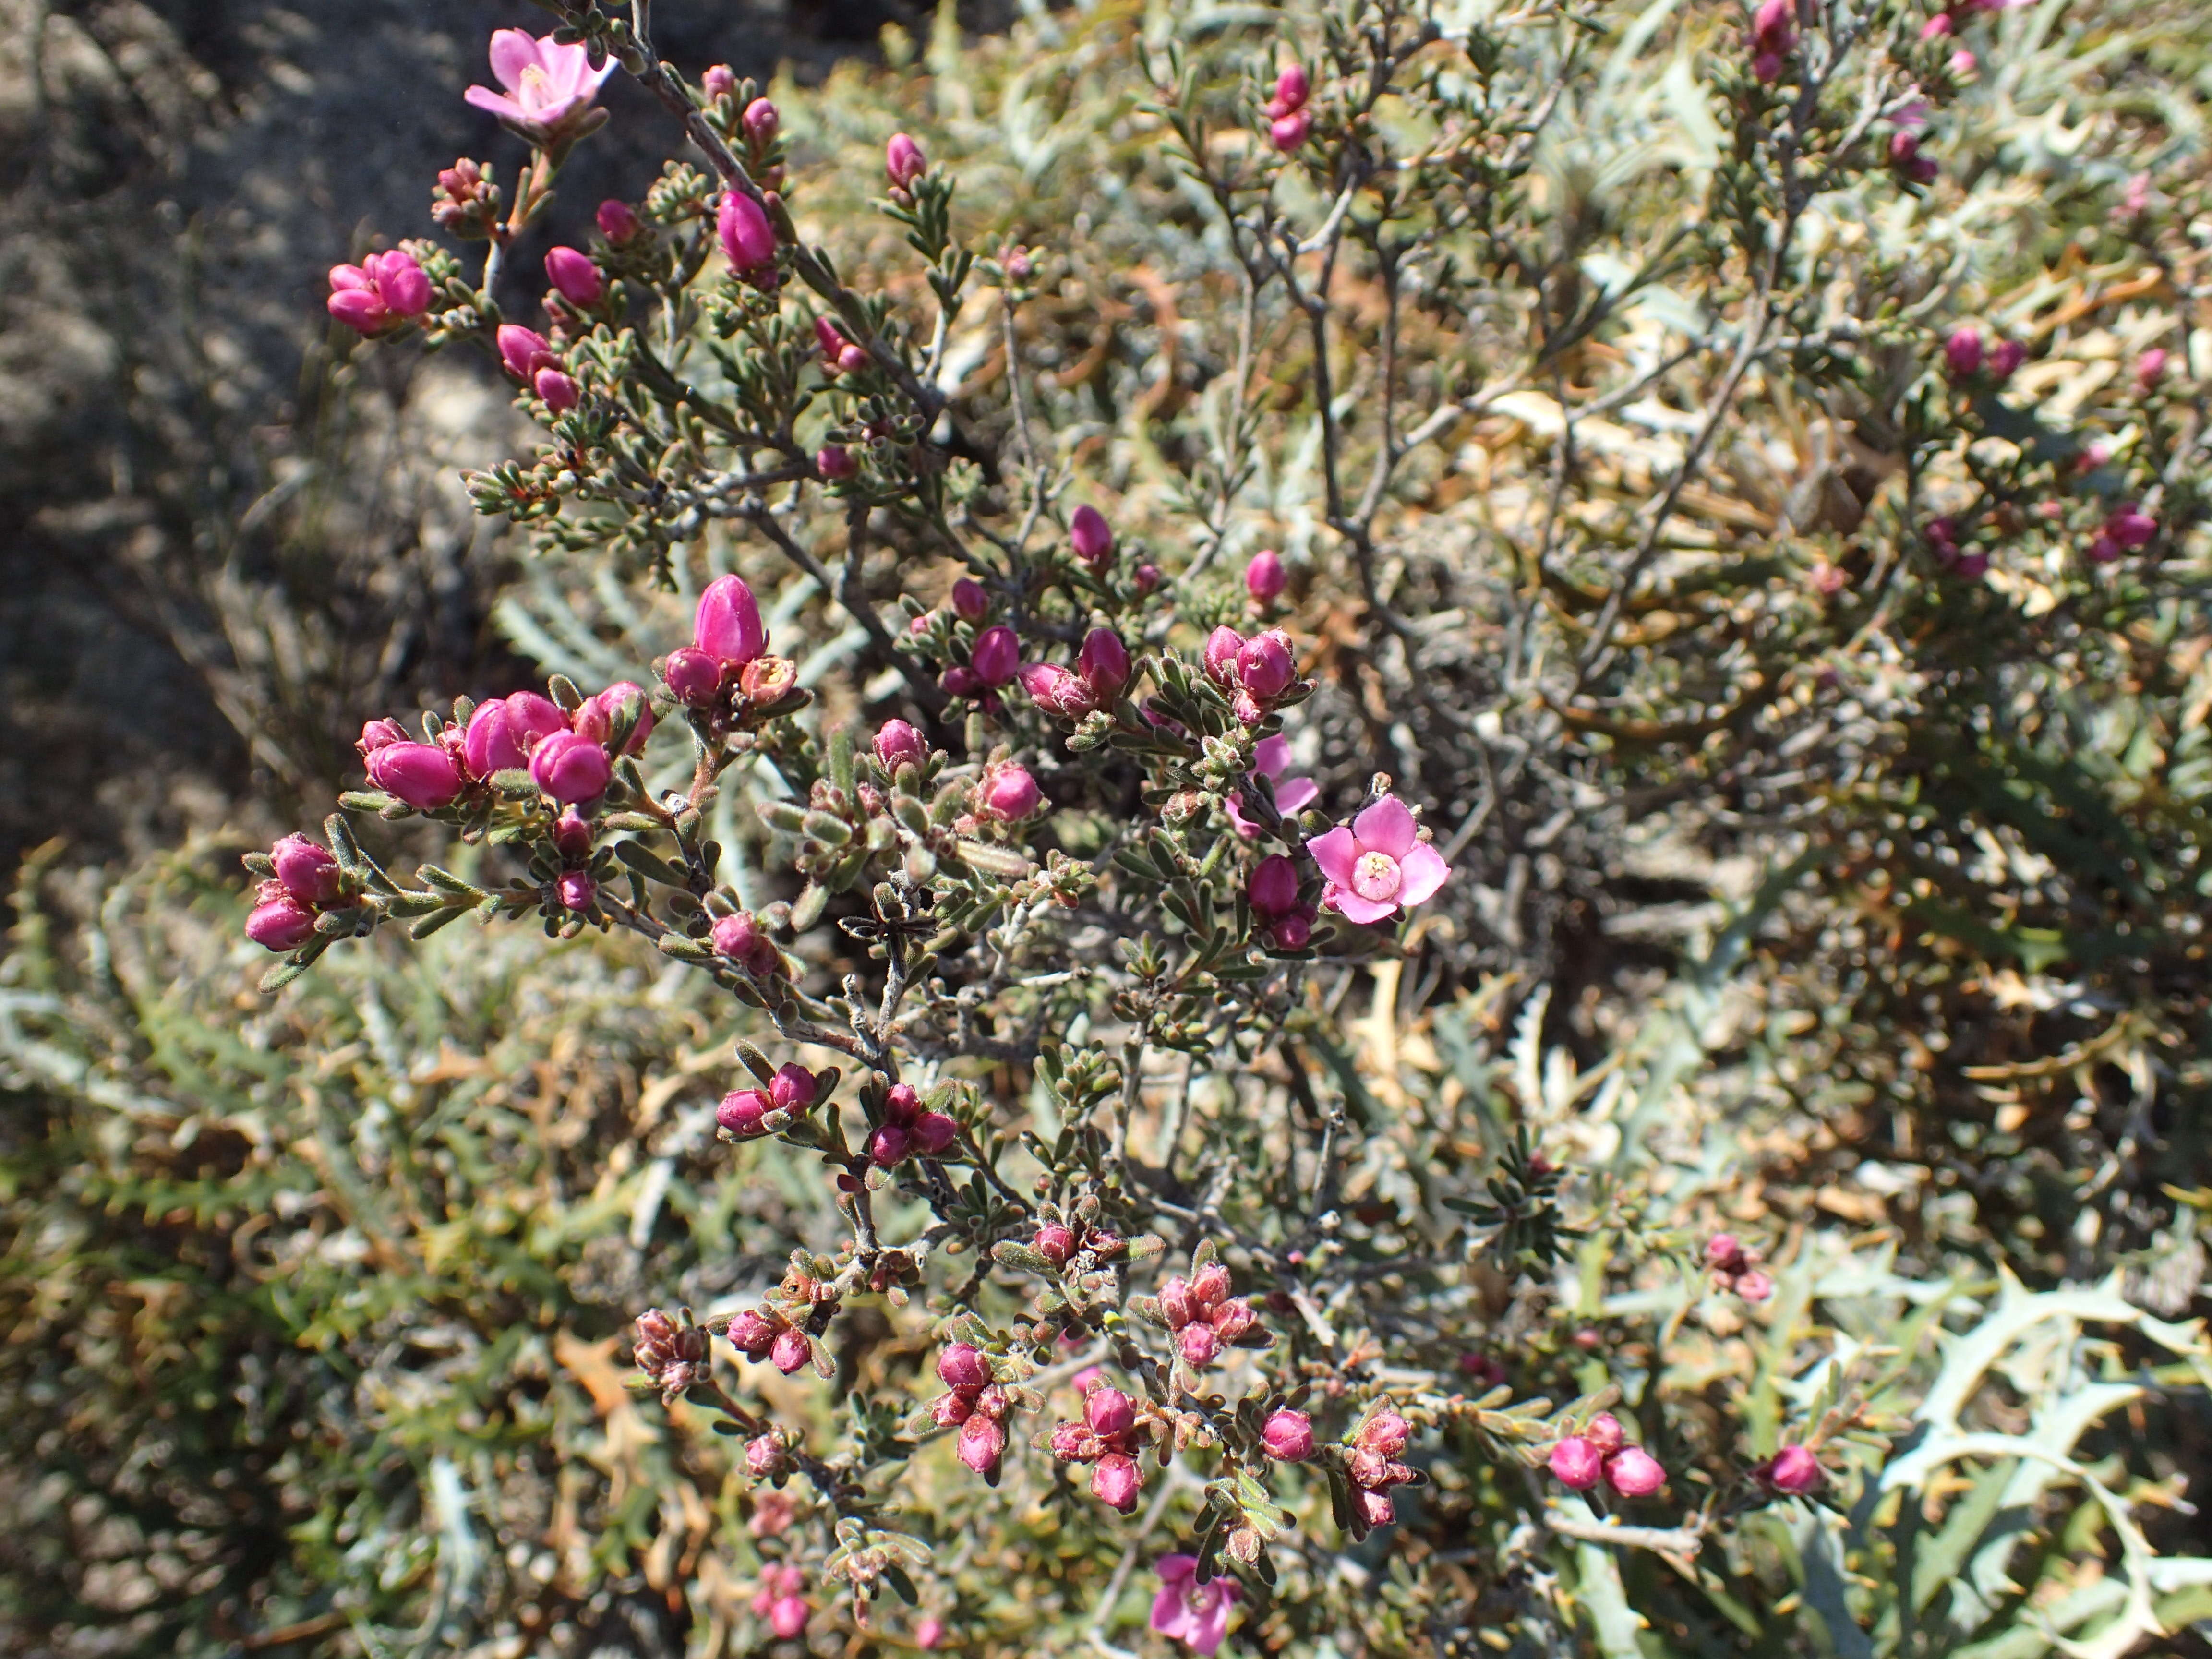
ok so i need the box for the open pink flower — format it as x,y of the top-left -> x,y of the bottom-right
1150,1555 -> 1240,1656
1306,794 -> 1450,925
1226,734 -> 1318,837
464,30 -> 613,147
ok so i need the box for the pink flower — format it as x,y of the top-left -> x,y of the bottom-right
695,574 -> 767,667
1020,663 -> 1095,720
497,325 -> 557,381
366,742 -> 464,809
1270,109 -> 1313,152
869,1124 -> 912,1166
246,892 -> 316,952
1764,1444 -> 1823,1494
1226,735 -> 1319,837
544,246 -> 603,308
1604,1445 -> 1666,1497
1245,550 -> 1287,603
463,30 -> 614,148
1203,626 -> 1244,686
529,730 -> 612,805
815,443 -> 856,481
770,1064 -> 817,1112
464,691 -> 568,778
1262,1408 -> 1315,1461
1307,794 -> 1451,925
876,720 -> 927,773
1150,1555 -> 1240,1656
327,250 -> 432,335
914,1616 -> 945,1649
1069,505 -> 1114,565
2106,505 -> 2158,549
702,65 -> 736,102
970,625 -> 1020,687
272,835 -> 343,907
1549,1436 -> 1603,1491
718,191 -> 778,275
886,132 -> 927,189
769,1595 -> 809,1639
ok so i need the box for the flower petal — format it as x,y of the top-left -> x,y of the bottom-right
1252,734 -> 1292,778
1224,792 -> 1260,840
1395,843 -> 1450,908
1274,777 -> 1319,817
1324,885 -> 1399,926
1351,793 -> 1418,858
1156,1554 -> 1198,1583
1190,1582 -> 1239,1656
464,85 -> 527,121
1149,1584 -> 1194,1641
487,28 -> 543,94
1305,826 -> 1359,887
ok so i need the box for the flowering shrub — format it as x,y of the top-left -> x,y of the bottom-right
10,0 -> 2212,1654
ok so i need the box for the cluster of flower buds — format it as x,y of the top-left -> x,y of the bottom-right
1749,0 -> 1796,82
1069,505 -> 1115,568
1706,1233 -> 1773,1301
464,29 -> 612,153
749,1565 -> 810,1640
867,1082 -> 960,1168
431,158 -> 500,239
1306,794 -> 1451,927
1046,1380 -> 1153,1512
1202,625 -> 1301,725
1548,1413 -> 1666,1498
1245,550 -> 1287,607
1020,628 -> 1132,720
885,132 -> 927,205
728,1305 -> 816,1376
1757,1443 -> 1824,1495
940,623 -> 1020,701
718,1062 -> 825,1138
544,245 -> 603,310
496,323 -> 579,411
242,835 -> 347,951
872,719 -> 930,781
662,574 -> 799,713
1246,854 -> 1316,950
1265,63 -> 1313,151
1030,1214 -> 1125,1269
327,249 -> 432,336
1943,325 -> 2027,384
354,675 -> 649,818
710,909 -> 782,976
931,1344 -> 1016,1480
1156,1262 -> 1262,1368
2087,502 -> 2157,563
632,1307 -> 713,1403
1226,734 -> 1318,839
1345,1407 -> 1417,1527
745,1432 -> 793,1481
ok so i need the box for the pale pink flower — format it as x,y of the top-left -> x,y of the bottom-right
464,30 -> 613,146
1226,734 -> 1319,837
1306,794 -> 1451,924
1150,1555 -> 1240,1656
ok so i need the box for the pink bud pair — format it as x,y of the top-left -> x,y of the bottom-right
1247,854 -> 1315,949
572,682 -> 654,754
328,249 -> 433,336
815,316 -> 870,376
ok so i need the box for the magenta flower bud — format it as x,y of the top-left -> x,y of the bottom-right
246,894 -> 317,951
1604,1446 -> 1666,1497
869,1123 -> 912,1166
815,315 -> 850,369
1944,326 -> 1984,380
816,443 -> 856,480
1158,1277 -> 1193,1328
1020,663 -> 1094,719
770,1063 -> 817,1112
940,665 -> 979,697
838,343 -> 869,374
1248,854 -> 1300,918
1245,550 -> 1287,603
1177,1323 -> 1220,1367
2108,505 -> 2158,548
1585,1413 -> 1625,1455
933,1391 -> 974,1427
1269,912 -> 1311,949
529,729 -> 612,805
702,64 -> 736,101
357,717 -> 408,757
574,682 -> 654,754
1086,1387 -> 1136,1438
1949,46 -> 1977,75
497,325 -> 555,381
1548,1436 -> 1603,1490
769,1597 -> 809,1640
369,249 -> 431,316
956,1413 -> 1007,1475
2136,348 -> 2169,392
326,285 -> 390,335
769,1329 -> 811,1375
367,742 -> 464,809
556,870 -> 596,912
463,691 -> 567,778
2087,534 -> 2121,565
950,577 -> 990,620
1271,64 -> 1310,115
1235,630 -> 1296,700
1204,626 -> 1245,686
1706,1233 -> 1745,1270
1078,627 -> 1131,699
727,1310 -> 777,1355
915,1617 -> 945,1649
717,191 -> 778,274
1766,1444 -> 1823,1494
596,199 -> 641,243
534,368 -> 580,412
977,763 -> 1041,822
544,246 -> 603,308
912,1112 -> 959,1156
1135,563 -> 1162,594
745,1434 -> 787,1478
1270,109 -> 1313,152
718,1089 -> 769,1135
1189,1262 -> 1230,1309
1357,1409 -> 1411,1457
1733,1269 -> 1774,1302
1262,1408 -> 1315,1462
971,624 -> 1019,686
937,1344 -> 992,1391
1988,338 -> 2027,381
886,132 -> 927,188
743,96 -> 780,144
711,910 -> 766,961
271,835 -> 343,906
695,574 -> 767,667
875,719 -> 927,773
1091,1453 -> 1143,1513
1002,245 -> 1033,281
1920,12 -> 1953,36
1069,505 -> 1114,565
1034,1223 -> 1077,1265
662,646 -> 722,706
553,809 -> 593,860
884,1082 -> 922,1124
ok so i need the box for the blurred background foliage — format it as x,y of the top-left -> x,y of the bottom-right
4,0 -> 2212,1654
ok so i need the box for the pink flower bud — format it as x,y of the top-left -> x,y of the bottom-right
711,911 -> 767,963
272,835 -> 342,906
533,368 -> 580,412
1189,1262 -> 1231,1309
956,1412 -> 1007,1476
357,717 -> 408,757
1989,338 -> 2027,381
875,719 -> 926,773
1765,1444 -> 1823,1494
769,1596 -> 809,1640
1262,1408 -> 1315,1461
1353,1488 -> 1396,1527
702,64 -> 736,101
915,1616 -> 945,1649
1270,109 -> 1313,152
556,870 -> 596,911
597,199 -> 641,242
1202,626 -> 1244,687
933,1391 -> 974,1427
1920,12 -> 1953,36
1706,1233 -> 1746,1271
718,191 -> 778,275
1158,1278 -> 1193,1329
2087,534 -> 2121,565
1585,1413 -> 1625,1455
695,574 -> 767,667
937,1344 -> 991,1391
1035,1224 -> 1076,1265
1249,854 -> 1300,918
1549,1436 -> 1603,1490
1135,563 -> 1162,594
911,1112 -> 959,1156
1950,47 -> 1977,75
573,682 -> 654,754
1944,326 -> 1984,380
1271,64 -> 1310,116
1733,1269 -> 1774,1302
662,647 -> 722,706
727,1310 -> 778,1355
246,894 -> 317,951
1091,1453 -> 1143,1512
544,246 -> 603,308
1245,550 -> 1287,603
977,763 -> 1041,822
366,742 -> 464,809
1086,1386 -> 1136,1438
553,809 -> 593,860
1069,505 -> 1114,565
1019,663 -> 1094,720
2136,348 -> 2168,392
816,443 -> 856,480
1078,627 -> 1131,699
1003,245 -> 1033,281
744,97 -> 779,144
2108,505 -> 2157,547
369,249 -> 431,316
1177,1323 -> 1220,1367
746,1434 -> 787,1478
886,132 -> 927,188
1235,630 -> 1296,700
869,1124 -> 912,1166
718,1088 -> 770,1136
463,691 -> 567,778
1357,1409 -> 1410,1457
497,325 -> 555,381
970,624 -> 1020,686
1604,1446 -> 1666,1497
950,577 -> 990,620
1209,1300 -> 1256,1343
769,1329 -> 811,1375
529,729 -> 612,805
770,1064 -> 817,1112
1048,1422 -> 1091,1461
